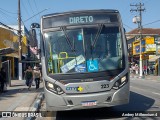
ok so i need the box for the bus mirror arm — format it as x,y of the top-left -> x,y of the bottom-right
123,28 -> 126,33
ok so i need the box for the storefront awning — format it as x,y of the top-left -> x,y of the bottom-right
149,55 -> 160,62
0,47 -> 16,56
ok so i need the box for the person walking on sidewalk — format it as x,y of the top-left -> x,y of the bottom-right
0,67 -> 6,93
143,65 -> 147,75
33,66 -> 41,89
25,66 -> 33,90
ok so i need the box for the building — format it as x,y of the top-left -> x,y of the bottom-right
126,28 -> 160,75
0,25 -> 28,79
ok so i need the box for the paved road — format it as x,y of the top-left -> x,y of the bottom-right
36,77 -> 160,120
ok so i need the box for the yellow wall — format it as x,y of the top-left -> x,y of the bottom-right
0,27 -> 28,56
0,27 -> 14,48
22,36 -> 28,54
13,35 -> 28,54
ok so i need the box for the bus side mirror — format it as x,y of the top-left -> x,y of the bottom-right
31,23 -> 40,28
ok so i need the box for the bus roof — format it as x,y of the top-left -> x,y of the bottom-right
42,9 -> 119,18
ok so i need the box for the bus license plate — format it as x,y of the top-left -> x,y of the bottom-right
81,101 -> 97,106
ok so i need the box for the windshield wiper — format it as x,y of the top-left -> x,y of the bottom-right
90,24 -> 104,59
91,24 -> 104,50
60,26 -> 75,52
60,26 -> 78,67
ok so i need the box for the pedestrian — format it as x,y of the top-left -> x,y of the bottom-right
33,66 -> 41,89
25,66 -> 33,90
143,65 -> 147,75
132,64 -> 136,74
150,65 -> 154,74
147,66 -> 150,75
0,67 -> 7,93
135,64 -> 139,74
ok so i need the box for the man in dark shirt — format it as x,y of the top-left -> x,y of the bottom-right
0,67 -> 6,93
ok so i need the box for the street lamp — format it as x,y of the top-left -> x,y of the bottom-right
133,16 -> 143,78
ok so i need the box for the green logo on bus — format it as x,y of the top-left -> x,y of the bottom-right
66,86 -> 84,92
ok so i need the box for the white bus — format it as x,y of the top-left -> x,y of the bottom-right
40,9 -> 130,111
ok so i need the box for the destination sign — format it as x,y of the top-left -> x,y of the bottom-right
43,13 -> 118,29
69,16 -> 94,24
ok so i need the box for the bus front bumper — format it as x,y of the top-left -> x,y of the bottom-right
45,82 -> 130,111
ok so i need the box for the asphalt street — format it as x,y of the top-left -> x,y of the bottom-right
36,77 -> 160,120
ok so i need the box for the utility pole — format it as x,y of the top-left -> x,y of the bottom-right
130,2 -> 145,78
18,0 -> 22,80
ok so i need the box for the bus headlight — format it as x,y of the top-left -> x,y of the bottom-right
121,76 -> 126,83
45,81 -> 64,95
112,75 -> 127,90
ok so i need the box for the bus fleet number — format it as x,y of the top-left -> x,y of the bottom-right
101,84 -> 109,89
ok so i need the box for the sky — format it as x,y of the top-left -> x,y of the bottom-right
0,0 -> 160,32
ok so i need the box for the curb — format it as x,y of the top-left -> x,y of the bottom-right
26,92 -> 45,120
130,76 -> 145,79
130,76 -> 160,81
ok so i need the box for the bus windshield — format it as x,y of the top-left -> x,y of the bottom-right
44,26 -> 124,74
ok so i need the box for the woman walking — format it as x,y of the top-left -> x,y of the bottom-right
33,66 -> 41,89
25,66 -> 33,90
0,67 -> 6,93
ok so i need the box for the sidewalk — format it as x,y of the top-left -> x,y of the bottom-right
130,73 -> 160,81
0,80 -> 44,120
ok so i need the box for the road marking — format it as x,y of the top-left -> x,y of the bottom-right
131,86 -> 160,96
152,92 -> 160,96
130,78 -> 160,82
14,107 -> 30,111
130,86 -> 145,91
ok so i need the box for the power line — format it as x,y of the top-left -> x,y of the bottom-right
123,24 -> 133,30
0,8 -> 18,25
143,19 -> 160,26
0,7 -> 17,14
33,0 -> 41,19
27,0 -> 35,14
21,0 -> 34,23
0,9 -> 17,24
21,0 -> 30,16
24,8 -> 48,22
27,0 -> 37,22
